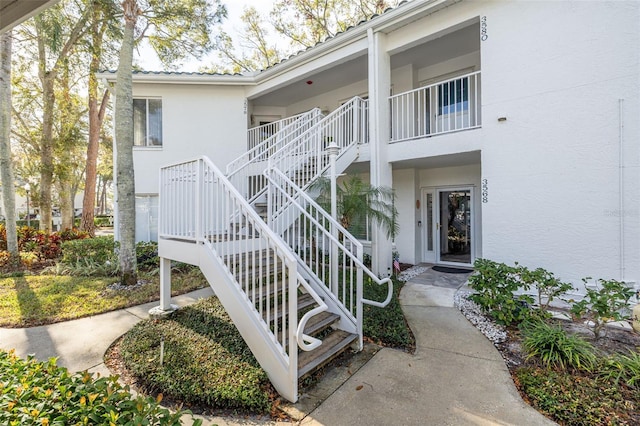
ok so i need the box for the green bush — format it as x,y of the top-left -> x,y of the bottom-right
94,215 -> 114,227
515,367 -> 638,425
119,297 -> 271,413
600,350 -> 640,388
363,278 -> 414,350
137,241 -> 159,271
520,319 -> 596,371
468,258 -> 534,325
570,278 -> 635,339
61,236 -> 116,266
0,349 -> 198,425
518,265 -> 573,312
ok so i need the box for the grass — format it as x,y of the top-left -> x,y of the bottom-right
0,269 -> 208,328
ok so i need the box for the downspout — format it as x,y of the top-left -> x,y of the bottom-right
618,98 -> 625,281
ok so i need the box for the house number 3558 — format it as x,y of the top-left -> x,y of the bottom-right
481,16 -> 488,41
481,179 -> 489,203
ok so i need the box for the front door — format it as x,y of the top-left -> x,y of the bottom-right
423,187 -> 474,266
437,189 -> 473,265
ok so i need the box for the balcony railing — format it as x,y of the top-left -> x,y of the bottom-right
389,71 -> 481,143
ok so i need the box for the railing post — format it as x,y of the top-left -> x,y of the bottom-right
195,159 -> 202,242
327,142 -> 340,296
286,256 -> 299,402
356,247 -> 364,351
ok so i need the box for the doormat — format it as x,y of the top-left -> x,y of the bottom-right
432,265 -> 472,274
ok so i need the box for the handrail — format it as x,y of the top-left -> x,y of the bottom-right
160,156 -> 328,353
265,168 -> 393,308
388,70 -> 481,100
228,108 -> 322,177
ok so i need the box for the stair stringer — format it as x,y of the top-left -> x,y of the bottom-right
197,242 -> 298,402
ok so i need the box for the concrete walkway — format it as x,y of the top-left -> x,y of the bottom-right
0,268 -> 555,425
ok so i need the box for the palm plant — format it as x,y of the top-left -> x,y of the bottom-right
314,175 -> 398,239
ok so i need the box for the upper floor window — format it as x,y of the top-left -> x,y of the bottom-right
134,98 -> 163,147
438,77 -> 469,115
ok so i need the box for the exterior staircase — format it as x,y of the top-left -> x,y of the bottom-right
157,97 -> 391,402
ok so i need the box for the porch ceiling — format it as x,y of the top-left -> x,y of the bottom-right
251,22 -> 479,108
251,55 -> 368,107
345,150 -> 481,174
390,22 -> 480,71
391,150 -> 481,170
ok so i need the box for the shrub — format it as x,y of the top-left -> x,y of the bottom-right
363,278 -> 414,350
570,278 -> 635,339
119,298 -> 271,413
137,241 -> 159,271
600,350 -> 640,388
0,349 -> 198,425
515,367 -> 637,425
94,215 -> 114,227
468,258 -> 533,325
518,265 -> 573,312
61,236 -> 116,266
520,319 -> 596,371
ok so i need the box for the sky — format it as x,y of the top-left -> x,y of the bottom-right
137,0 -> 275,72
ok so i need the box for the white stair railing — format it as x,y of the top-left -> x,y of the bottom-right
230,109 -> 323,199
247,111 -> 319,151
265,168 -> 394,346
159,156 -> 328,402
268,97 -> 368,191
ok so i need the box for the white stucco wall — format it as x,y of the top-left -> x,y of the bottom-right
131,83 -> 248,194
478,1 -> 640,287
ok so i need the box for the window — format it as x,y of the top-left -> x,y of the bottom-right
135,195 -> 158,242
134,98 -> 163,146
438,77 -> 469,115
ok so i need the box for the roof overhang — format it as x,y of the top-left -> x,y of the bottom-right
1,0 -> 61,33
96,71 -> 256,86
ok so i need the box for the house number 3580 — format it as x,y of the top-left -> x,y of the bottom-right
481,179 -> 489,203
481,16 -> 488,41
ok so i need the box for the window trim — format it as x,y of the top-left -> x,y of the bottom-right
133,97 -> 163,149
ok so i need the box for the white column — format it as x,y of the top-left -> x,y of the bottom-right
368,29 -> 393,277
159,257 -> 172,311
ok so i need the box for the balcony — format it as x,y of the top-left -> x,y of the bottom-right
390,71 -> 481,143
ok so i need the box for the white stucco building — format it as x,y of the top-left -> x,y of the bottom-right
99,0 -> 638,401
102,0 -> 639,287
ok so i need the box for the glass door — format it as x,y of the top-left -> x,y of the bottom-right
437,189 -> 473,265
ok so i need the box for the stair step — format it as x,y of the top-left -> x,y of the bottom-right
263,293 -> 315,323
284,311 -> 341,347
297,330 -> 358,379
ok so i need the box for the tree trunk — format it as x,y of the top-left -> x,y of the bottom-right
0,32 -> 18,259
58,181 -> 74,230
36,30 -> 54,234
115,0 -> 140,285
81,3 -> 109,236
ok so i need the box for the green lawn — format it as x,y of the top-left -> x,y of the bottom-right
0,270 -> 208,328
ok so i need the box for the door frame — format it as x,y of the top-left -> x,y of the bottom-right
421,186 -> 475,267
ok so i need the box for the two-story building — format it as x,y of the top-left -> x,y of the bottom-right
99,0 -> 639,401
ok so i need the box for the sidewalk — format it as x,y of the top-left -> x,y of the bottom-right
0,269 -> 555,425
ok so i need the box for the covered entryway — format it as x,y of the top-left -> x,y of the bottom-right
422,186 -> 475,267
